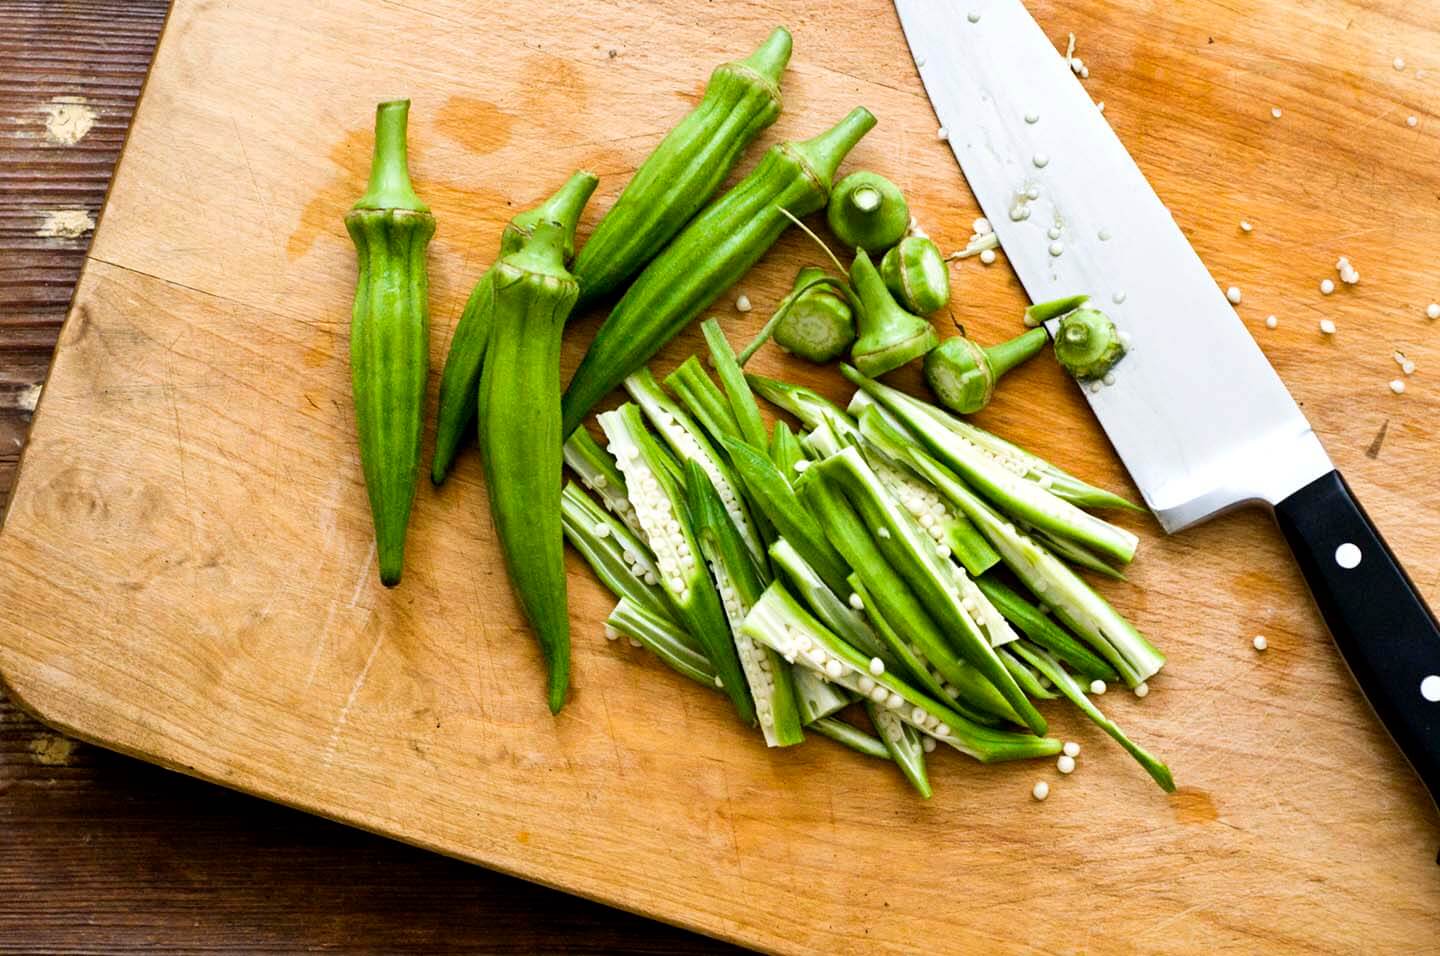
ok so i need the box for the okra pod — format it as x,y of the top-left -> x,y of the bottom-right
563,427 -> 644,537
477,171 -> 598,712
768,421 -> 807,482
866,699 -> 932,798
880,235 -> 950,315
975,573 -> 1119,682
346,100 -> 436,586
561,480 -> 675,626
572,28 -> 792,304
432,173 -> 596,484
563,107 -> 877,436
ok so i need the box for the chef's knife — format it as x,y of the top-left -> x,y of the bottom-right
894,0 -> 1440,803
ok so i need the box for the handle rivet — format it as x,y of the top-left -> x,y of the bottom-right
1334,542 -> 1362,569
1421,675 -> 1440,703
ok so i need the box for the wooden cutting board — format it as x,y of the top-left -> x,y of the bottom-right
2,0 -> 1437,951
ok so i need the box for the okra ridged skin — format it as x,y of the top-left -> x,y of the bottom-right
432,173 -> 598,485
572,27 -> 792,306
562,107 -> 877,438
477,173 -> 598,714
346,100 -> 435,587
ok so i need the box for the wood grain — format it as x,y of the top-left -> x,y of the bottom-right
0,2 -> 727,952
1,0 -> 1438,953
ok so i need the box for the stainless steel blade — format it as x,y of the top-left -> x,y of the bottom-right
894,0 -> 1331,532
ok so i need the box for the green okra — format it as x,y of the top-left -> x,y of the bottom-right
686,461 -> 803,746
826,171 -> 909,253
923,328 -> 1048,415
768,421 -> 807,482
880,236 -> 950,315
477,171 -> 598,713
606,598 -> 718,688
562,107 -> 877,436
432,172 -> 596,485
598,403 -> 755,722
849,247 -> 939,377
1010,641 -> 1175,792
768,538 -> 888,664
742,583 -> 1063,763
772,266 -> 857,363
1023,293 -> 1090,328
1055,305 -> 1127,381
701,319 -> 769,451
975,573 -> 1119,682
561,480 -> 676,627
572,28 -> 792,305
808,716 -> 891,759
665,356 -> 743,451
866,699 -> 932,798
745,373 -> 850,432
562,427 -> 643,537
346,100 -> 436,587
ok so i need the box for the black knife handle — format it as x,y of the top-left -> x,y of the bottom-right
1274,470 -> 1440,803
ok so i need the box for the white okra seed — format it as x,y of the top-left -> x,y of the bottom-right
869,657 -> 885,676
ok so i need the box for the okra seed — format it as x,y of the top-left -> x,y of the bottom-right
870,686 -> 889,703
1089,679 -> 1107,695
735,294 -> 752,312
1134,682 -> 1149,697
922,736 -> 937,753
935,724 -> 950,737
628,638 -> 643,648
1032,780 -> 1050,801
887,691 -> 904,709
858,676 -> 876,693
911,706 -> 928,724
1063,741 -> 1080,757
604,626 -> 621,642
869,657 -> 885,676
1057,754 -> 1076,774
825,659 -> 845,679
848,592 -> 864,610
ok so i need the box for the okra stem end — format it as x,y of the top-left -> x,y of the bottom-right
354,99 -> 429,213
738,26 -> 794,85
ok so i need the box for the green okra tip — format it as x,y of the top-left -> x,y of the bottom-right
353,99 -> 429,213
790,107 -> 879,189
507,170 -> 600,264
736,26 -> 794,85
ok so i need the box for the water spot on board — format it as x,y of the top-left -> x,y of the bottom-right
1171,787 -> 1218,824
42,95 -> 97,145
520,55 -> 588,114
433,96 -> 515,154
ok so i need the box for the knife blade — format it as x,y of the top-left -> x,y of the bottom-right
894,0 -> 1440,807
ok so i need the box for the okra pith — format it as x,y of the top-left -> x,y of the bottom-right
346,100 -> 436,587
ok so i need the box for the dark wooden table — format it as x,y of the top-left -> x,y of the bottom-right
0,4 -> 738,951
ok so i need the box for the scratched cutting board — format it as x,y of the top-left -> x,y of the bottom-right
2,0 -> 1438,951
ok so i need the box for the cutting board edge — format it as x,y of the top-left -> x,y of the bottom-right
0,653 -> 776,954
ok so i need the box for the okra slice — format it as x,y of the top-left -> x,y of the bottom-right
745,373 -> 851,432
768,538 -> 886,662
561,481 -> 676,627
808,716 -> 891,760
606,598 -> 718,688
800,477 -> 1018,725
999,646 -> 1057,700
625,369 -> 765,568
742,583 -> 1062,763
665,355 -> 744,452
598,404 -> 754,723
975,573 -> 1119,682
701,319 -> 769,451
1025,523 -> 1126,580
857,408 -> 1164,685
768,421 -> 808,484
847,388 -> 1138,512
815,448 -> 1048,736
849,575 -> 1009,728
720,435 -> 849,596
793,667 -> 853,724
563,429 -> 644,538
686,461 -> 803,746
1010,641 -> 1175,792
843,365 -> 1139,565
865,699 -> 932,798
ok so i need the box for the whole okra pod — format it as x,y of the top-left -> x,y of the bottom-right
562,107 -> 878,437
345,100 -> 436,586
431,175 -> 597,484
571,27 -> 792,305
478,171 -> 599,713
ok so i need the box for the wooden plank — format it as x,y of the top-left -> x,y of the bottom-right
2,0 -> 1439,953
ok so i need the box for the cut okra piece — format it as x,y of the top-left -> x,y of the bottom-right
745,373 -> 851,432
809,716 -> 891,760
866,699 -> 932,798
975,573 -> 1119,682
769,538 -> 887,663
793,667 -> 853,724
720,435 -> 850,597
625,368 -> 765,567
665,355 -> 744,452
999,646 -> 1057,700
814,447 -> 1048,736
799,476 -> 1018,725
1011,641 -> 1175,792
563,428 -> 645,537
598,403 -> 754,722
742,583 -> 1063,763
856,407 -> 1164,685
1025,523 -> 1127,579
701,319 -> 769,451
606,598 -> 718,688
843,365 -> 1139,565
561,481 -> 677,627
686,460 -> 803,747
1023,293 -> 1090,328
768,421 -> 808,484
